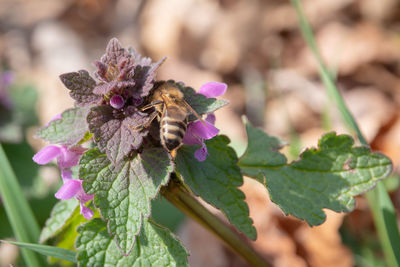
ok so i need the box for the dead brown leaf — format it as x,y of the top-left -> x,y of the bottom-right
297,22 -> 400,76
295,210 -> 353,267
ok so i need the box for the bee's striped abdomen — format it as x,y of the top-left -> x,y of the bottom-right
161,118 -> 187,151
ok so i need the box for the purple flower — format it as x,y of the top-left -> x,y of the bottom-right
33,145 -> 85,174
33,144 -> 94,219
182,82 -> 227,161
55,179 -> 94,219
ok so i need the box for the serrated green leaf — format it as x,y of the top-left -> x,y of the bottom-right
35,107 -> 89,146
239,122 -> 393,226
80,148 -> 173,254
40,199 -> 79,243
176,135 -> 257,240
3,240 -> 76,263
180,85 -> 228,120
76,218 -> 188,267
48,205 -> 92,266
56,206 -> 89,251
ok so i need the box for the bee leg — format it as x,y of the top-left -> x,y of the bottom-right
131,111 -> 158,131
140,100 -> 164,111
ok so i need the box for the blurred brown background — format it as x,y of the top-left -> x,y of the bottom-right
1,0 -> 400,266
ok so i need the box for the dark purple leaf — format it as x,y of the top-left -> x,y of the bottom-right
130,57 -> 166,99
87,105 -> 149,163
130,48 -> 152,66
60,70 -> 102,107
100,38 -> 129,66
93,80 -> 136,96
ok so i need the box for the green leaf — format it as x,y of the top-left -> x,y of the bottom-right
48,205 -> 93,266
291,0 -> 400,265
367,183 -> 400,267
80,148 -> 173,254
180,84 -> 228,120
3,240 -> 76,263
35,107 -> 90,146
176,135 -> 257,240
40,199 -> 79,243
76,218 -> 188,266
56,207 -> 88,251
239,121 -> 393,226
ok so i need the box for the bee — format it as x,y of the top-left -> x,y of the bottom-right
139,81 -> 205,158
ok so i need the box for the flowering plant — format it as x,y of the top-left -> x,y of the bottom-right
31,38 -> 392,266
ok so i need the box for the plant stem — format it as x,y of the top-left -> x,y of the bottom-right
161,176 -> 270,267
291,1 -> 400,266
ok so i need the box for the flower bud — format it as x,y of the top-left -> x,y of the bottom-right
110,94 -> 125,109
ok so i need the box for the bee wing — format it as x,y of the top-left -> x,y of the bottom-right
181,100 -> 207,127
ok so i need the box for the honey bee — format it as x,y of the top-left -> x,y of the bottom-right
139,81 -> 205,158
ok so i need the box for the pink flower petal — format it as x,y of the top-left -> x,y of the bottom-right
182,125 -> 202,145
58,146 -> 83,169
190,120 -> 219,140
80,204 -> 94,220
76,189 -> 94,203
33,145 -> 62,165
55,179 -> 82,200
194,143 -> 208,162
61,169 -> 73,180
198,82 -> 227,98
205,114 -> 216,125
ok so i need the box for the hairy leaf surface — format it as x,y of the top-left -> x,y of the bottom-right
39,199 -> 79,243
238,121 -> 393,225
176,135 -> 257,240
60,70 -> 102,107
100,38 -> 131,67
130,57 -> 166,99
35,107 -> 89,146
87,105 -> 149,164
76,218 -> 188,266
98,38 -> 164,99
181,85 -> 228,120
79,148 -> 173,254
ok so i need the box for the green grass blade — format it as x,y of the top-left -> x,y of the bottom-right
2,240 -> 77,263
290,1 -> 400,266
366,183 -> 400,266
0,144 -> 42,267
290,0 -> 367,145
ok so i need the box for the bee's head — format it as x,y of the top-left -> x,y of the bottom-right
159,81 -> 184,99
164,87 -> 184,100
